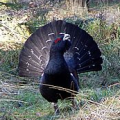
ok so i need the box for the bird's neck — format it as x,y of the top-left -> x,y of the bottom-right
45,51 -> 69,74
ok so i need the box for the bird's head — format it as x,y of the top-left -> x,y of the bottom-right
50,33 -> 71,53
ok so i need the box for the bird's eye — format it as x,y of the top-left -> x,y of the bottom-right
54,38 -> 61,44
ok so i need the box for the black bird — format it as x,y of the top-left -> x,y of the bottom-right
18,20 -> 103,113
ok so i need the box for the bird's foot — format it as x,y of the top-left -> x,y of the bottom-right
52,103 -> 60,115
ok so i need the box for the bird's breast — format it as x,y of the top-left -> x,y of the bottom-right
43,72 -> 71,87
44,57 -> 69,75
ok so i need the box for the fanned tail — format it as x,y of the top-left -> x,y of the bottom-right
64,22 -> 103,73
18,20 -> 67,77
18,20 -> 103,77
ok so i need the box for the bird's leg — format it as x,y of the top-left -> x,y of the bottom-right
52,103 -> 60,115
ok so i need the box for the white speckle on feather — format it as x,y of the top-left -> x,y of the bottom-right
46,40 -> 52,43
77,57 -> 81,61
74,47 -> 79,50
59,33 -> 65,35
88,51 -> 91,54
48,33 -> 55,36
31,49 -> 34,54
41,66 -> 44,70
88,51 -> 91,56
75,52 -> 80,55
42,46 -> 47,50
70,73 -> 74,76
79,64 -> 81,67
26,69 -> 29,71
39,55 -> 42,60
26,62 -> 30,65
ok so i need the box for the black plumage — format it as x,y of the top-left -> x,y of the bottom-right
18,20 -> 103,113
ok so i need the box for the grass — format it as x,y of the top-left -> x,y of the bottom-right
0,1 -> 120,120
0,79 -> 120,120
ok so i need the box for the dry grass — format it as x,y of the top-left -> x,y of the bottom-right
71,99 -> 120,120
0,77 -> 120,120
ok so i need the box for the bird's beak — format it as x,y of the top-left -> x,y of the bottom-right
63,34 -> 71,41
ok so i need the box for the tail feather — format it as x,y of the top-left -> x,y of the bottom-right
77,65 -> 102,73
18,20 -> 102,77
20,47 -> 41,64
78,58 -> 103,71
19,62 -> 43,74
64,22 -> 103,73
19,55 -> 42,69
19,68 -> 42,77
18,20 -> 66,77
77,44 -> 101,59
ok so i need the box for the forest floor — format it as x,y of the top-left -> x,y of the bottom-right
0,1 -> 120,120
